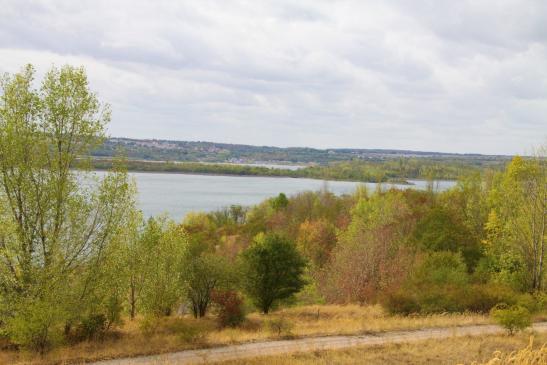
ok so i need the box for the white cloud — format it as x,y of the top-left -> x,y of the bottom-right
0,0 -> 545,154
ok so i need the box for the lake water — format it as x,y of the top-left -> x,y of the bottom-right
97,172 -> 456,220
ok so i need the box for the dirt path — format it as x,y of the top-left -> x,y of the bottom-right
91,322 -> 547,365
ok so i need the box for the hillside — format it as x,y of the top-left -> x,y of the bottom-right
92,137 -> 510,165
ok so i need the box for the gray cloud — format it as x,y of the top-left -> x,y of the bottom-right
0,0 -> 545,154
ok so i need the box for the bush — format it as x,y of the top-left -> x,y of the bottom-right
5,299 -> 64,353
382,290 -> 420,315
491,304 -> 532,335
211,290 -> 246,328
265,317 -> 293,338
416,286 -> 466,313
463,284 -> 518,313
74,314 -> 107,341
383,252 -> 472,315
516,293 -> 547,314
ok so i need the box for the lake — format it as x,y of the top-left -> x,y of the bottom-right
95,171 -> 456,220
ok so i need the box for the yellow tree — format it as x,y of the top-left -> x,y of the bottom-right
488,152 -> 546,292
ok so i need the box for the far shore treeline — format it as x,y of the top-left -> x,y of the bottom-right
90,156 -> 508,184
0,64 -> 545,357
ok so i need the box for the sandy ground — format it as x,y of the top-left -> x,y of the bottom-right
90,322 -> 547,365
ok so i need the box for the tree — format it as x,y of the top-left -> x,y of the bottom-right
184,253 -> 232,318
240,233 -> 306,313
120,210 -> 145,320
270,193 -> 289,210
323,191 -> 416,303
0,64 -> 136,351
486,154 -> 546,292
412,206 -> 481,270
139,216 -> 187,316
296,219 -> 337,269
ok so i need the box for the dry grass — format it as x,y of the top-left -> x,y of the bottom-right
467,336 -> 546,365
217,332 -> 547,365
0,304 -> 490,365
210,304 -> 489,343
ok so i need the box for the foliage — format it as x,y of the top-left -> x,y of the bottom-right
240,233 -> 306,314
139,217 -> 187,316
384,252 -> 471,314
484,154 -> 546,292
0,64 -> 544,357
412,206 -> 482,269
296,219 -> 337,269
211,290 -> 246,328
183,252 -> 233,318
271,193 -> 289,210
462,284 -> 518,313
322,191 -> 416,303
0,64 -> 136,351
490,304 -> 532,335
73,314 -> 108,342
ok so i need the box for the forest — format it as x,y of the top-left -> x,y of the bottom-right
0,65 -> 545,364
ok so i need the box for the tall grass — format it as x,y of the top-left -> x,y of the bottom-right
465,336 -> 546,365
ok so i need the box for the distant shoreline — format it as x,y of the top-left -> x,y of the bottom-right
92,166 -> 415,185
89,158 -> 415,185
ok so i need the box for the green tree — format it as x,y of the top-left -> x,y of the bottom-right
240,233 -> 306,313
270,193 -> 289,210
184,253 -> 232,318
139,217 -> 187,316
0,64 -> 136,351
412,206 -> 481,270
119,210 -> 145,320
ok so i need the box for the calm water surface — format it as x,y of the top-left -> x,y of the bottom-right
101,172 -> 456,220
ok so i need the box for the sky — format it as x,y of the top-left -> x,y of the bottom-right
0,1 -> 546,155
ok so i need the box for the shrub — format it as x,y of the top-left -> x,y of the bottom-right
5,298 -> 64,353
211,290 -> 246,328
265,317 -> 293,338
416,286 -> 466,313
490,304 -> 532,335
516,293 -> 547,314
383,252 -> 472,314
463,284 -> 518,313
382,290 -> 420,315
74,314 -> 108,341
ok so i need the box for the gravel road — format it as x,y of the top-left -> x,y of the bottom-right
90,322 -> 547,365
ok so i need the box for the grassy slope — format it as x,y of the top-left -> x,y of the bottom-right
0,305 -> 489,365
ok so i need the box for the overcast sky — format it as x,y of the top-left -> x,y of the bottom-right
1,1 -> 546,154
